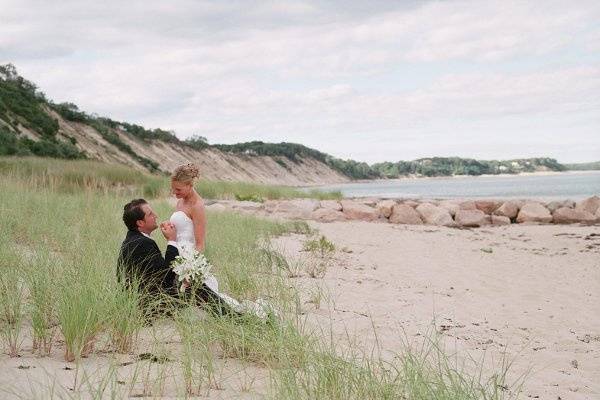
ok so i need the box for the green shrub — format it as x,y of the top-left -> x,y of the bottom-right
302,235 -> 335,257
235,193 -> 264,202
0,64 -> 58,136
0,127 -> 84,159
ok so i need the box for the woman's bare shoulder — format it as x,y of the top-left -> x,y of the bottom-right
189,197 -> 206,217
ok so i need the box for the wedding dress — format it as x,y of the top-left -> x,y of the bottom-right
170,211 -> 271,319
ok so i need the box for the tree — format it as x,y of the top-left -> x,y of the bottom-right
184,135 -> 210,150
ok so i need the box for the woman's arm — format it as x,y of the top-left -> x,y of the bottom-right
190,203 -> 207,252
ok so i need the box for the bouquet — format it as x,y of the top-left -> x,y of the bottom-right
171,248 -> 212,292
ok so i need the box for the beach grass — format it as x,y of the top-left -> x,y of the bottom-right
0,162 -> 520,399
196,179 -> 342,201
0,257 -> 26,358
23,251 -> 58,356
0,156 -> 341,200
0,156 -> 165,197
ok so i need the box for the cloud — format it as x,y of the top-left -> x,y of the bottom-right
1,0 -> 599,163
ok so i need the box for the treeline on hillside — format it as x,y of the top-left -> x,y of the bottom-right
215,141 -> 378,179
372,157 -> 566,178
214,142 -> 568,179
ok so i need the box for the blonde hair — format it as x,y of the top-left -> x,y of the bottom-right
171,163 -> 200,183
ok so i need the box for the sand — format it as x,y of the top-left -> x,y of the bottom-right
273,222 -> 600,399
2,222 -> 598,399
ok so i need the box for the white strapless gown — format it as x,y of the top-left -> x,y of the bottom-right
170,211 -> 272,319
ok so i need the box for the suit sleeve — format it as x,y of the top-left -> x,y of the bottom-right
162,244 -> 179,292
128,239 -> 179,294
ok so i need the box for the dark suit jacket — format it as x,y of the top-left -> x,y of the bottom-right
117,230 -> 179,297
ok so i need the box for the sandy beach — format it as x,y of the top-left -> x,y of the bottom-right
275,222 -> 600,400
1,221 -> 598,399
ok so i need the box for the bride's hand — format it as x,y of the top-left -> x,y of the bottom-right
160,222 -> 177,241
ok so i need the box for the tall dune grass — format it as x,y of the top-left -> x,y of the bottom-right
0,156 -> 165,197
0,257 -> 25,357
23,250 -> 58,356
0,156 -> 342,200
197,179 -> 342,201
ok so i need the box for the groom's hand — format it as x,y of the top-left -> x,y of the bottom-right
160,222 -> 177,241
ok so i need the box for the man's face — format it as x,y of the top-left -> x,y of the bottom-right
137,203 -> 158,233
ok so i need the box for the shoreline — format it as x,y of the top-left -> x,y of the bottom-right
300,170 -> 600,201
301,169 -> 600,188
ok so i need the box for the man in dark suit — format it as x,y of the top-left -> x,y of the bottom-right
117,199 -> 180,298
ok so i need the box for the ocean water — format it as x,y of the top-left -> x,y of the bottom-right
313,171 -> 600,200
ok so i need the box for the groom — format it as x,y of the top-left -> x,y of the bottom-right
117,199 -> 180,298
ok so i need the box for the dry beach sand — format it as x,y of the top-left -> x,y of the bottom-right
274,221 -> 600,400
1,222 -> 598,399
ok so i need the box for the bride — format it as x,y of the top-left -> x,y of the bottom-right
169,163 -> 270,319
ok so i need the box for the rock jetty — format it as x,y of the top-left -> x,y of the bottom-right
207,195 -> 600,228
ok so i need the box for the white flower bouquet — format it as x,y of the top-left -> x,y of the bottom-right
171,249 -> 212,292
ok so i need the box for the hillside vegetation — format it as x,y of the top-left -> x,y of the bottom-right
372,157 -> 567,178
1,63 -> 592,183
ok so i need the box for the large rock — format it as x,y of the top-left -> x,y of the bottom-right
357,197 -> 380,207
552,207 -> 597,224
389,204 -> 423,225
575,196 -> 600,215
320,200 -> 342,211
491,215 -> 511,226
458,200 -> 477,210
206,203 -> 228,213
403,200 -> 420,208
415,203 -> 456,227
514,199 -> 527,208
229,201 -> 264,212
516,203 -> 552,224
438,200 -> 460,217
493,201 -> 520,219
475,200 -> 500,215
340,200 -> 381,221
270,199 -> 320,219
546,199 -> 575,213
376,199 -> 397,218
454,209 -> 490,227
311,208 -> 346,222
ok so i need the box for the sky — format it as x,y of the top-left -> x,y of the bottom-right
1,0 -> 599,163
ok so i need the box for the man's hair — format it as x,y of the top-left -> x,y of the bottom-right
123,199 -> 148,231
